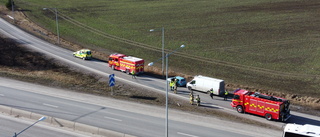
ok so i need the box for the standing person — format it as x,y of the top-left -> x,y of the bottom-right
196,95 -> 201,106
173,79 -> 176,91
131,70 -> 136,79
170,80 -> 174,91
209,88 -> 214,99
189,92 -> 194,105
224,90 -> 229,100
173,79 -> 178,94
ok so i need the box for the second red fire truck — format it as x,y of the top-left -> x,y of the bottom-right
231,89 -> 291,121
108,53 -> 144,75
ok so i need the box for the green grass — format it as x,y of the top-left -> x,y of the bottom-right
3,0 -> 320,97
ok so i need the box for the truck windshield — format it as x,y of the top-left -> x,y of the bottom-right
234,95 -> 240,99
283,132 -> 313,137
280,104 -> 285,112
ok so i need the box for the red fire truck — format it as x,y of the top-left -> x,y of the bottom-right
108,53 -> 144,75
230,89 -> 291,121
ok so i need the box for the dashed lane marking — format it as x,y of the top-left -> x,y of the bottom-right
42,103 -> 58,108
104,116 -> 122,122
177,132 -> 199,137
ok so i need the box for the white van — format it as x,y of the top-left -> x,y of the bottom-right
186,75 -> 225,96
283,123 -> 320,137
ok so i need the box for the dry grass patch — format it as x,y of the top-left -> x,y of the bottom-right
0,34 -> 281,130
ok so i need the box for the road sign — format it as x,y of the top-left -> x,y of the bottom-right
109,74 -> 115,87
109,74 -> 114,79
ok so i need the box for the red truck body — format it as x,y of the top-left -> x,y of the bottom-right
108,53 -> 144,75
230,89 -> 291,121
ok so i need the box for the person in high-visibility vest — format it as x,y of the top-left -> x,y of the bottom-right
196,95 -> 201,106
189,92 -> 194,105
170,80 -> 174,91
131,70 -> 136,79
209,88 -> 214,99
224,90 -> 229,100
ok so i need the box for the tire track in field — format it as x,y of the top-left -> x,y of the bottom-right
54,10 -> 319,79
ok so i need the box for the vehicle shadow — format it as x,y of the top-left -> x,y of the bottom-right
241,111 -> 320,126
136,78 -> 153,81
130,96 -> 157,100
142,72 -> 172,80
198,103 -> 223,109
175,90 -> 190,95
87,58 -> 108,63
215,98 -> 232,102
285,114 -> 320,126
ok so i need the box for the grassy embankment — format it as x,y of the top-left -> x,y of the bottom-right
0,35 -> 280,130
2,0 -> 320,108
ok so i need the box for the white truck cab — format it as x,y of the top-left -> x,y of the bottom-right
283,123 -> 320,137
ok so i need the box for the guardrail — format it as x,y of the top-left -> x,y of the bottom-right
0,105 -> 135,137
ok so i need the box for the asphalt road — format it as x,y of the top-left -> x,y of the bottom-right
0,85 -> 254,137
0,17 -> 319,136
0,113 -> 91,137
0,77 -> 281,137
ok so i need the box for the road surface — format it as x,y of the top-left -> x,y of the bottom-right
0,77 -> 282,137
0,17 -> 319,136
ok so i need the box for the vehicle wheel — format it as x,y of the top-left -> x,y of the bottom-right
207,90 -> 210,94
73,54 -> 75,57
111,65 -> 115,70
188,86 -> 192,91
236,106 -> 244,113
126,70 -> 130,74
265,113 -> 272,121
82,57 -> 85,60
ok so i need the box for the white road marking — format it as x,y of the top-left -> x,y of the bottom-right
0,94 -> 4,96
42,103 -> 58,108
0,19 -> 235,115
177,132 -> 199,137
104,116 -> 122,122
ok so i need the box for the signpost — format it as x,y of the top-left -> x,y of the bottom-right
109,74 -> 115,95
109,74 -> 115,86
